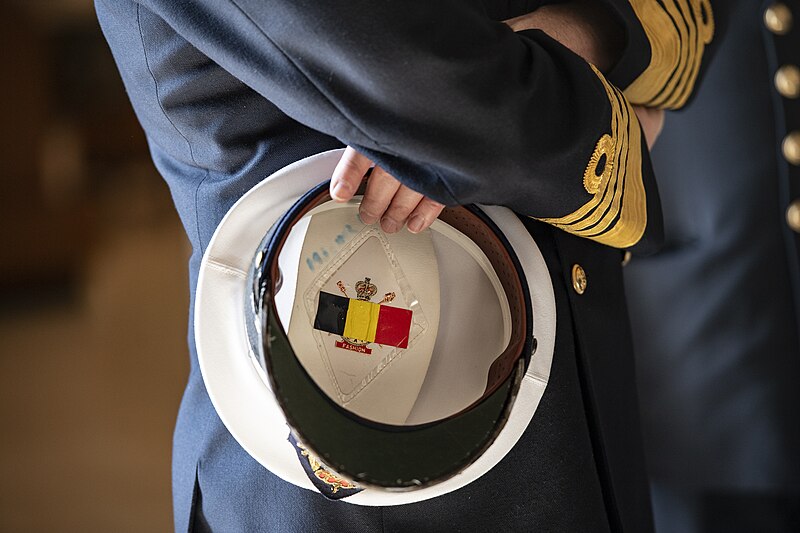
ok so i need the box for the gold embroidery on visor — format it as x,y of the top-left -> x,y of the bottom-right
537,65 -> 647,249
625,0 -> 714,110
300,446 -> 359,493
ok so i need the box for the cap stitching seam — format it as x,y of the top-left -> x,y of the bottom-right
205,259 -> 248,279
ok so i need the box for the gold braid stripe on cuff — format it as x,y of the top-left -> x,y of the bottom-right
536,65 -> 647,249
625,0 -> 714,110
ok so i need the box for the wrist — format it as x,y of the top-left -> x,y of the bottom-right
505,0 -> 623,72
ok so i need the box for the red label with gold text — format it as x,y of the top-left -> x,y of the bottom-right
334,340 -> 372,355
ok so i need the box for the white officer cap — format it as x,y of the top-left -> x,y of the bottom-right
195,149 -> 555,505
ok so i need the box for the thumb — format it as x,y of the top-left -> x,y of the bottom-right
331,146 -> 373,201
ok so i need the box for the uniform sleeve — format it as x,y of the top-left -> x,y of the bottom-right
116,0 -> 659,249
601,0 -> 716,110
480,0 -> 558,21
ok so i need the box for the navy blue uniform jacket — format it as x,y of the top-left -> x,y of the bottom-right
96,1 -> 716,530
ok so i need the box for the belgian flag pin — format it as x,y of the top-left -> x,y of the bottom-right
313,277 -> 412,354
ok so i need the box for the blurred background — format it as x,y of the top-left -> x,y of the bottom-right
1,2 -> 188,531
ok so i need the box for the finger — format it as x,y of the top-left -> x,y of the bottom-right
633,106 -> 665,150
649,109 -> 665,148
406,197 -> 445,234
381,185 -> 425,234
359,166 -> 401,225
331,146 -> 372,202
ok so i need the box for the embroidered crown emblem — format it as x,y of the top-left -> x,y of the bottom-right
337,277 -> 395,304
354,277 -> 378,301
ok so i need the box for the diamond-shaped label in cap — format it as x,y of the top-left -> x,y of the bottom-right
282,201 -> 439,425
306,233 -> 426,402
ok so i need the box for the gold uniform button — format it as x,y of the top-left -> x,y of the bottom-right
783,131 -> 800,165
765,3 -> 793,35
571,264 -> 587,295
775,65 -> 800,98
787,201 -> 800,232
